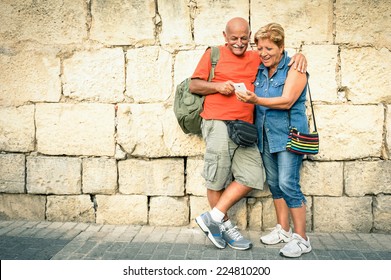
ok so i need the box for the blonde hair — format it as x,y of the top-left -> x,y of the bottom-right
254,23 -> 285,48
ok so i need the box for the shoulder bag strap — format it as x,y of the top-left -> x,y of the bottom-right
288,77 -> 317,132
208,46 -> 220,82
307,83 -> 317,132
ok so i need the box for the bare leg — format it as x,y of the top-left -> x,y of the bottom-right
214,181 -> 252,214
207,189 -> 224,209
273,198 -> 290,231
206,189 -> 229,220
290,203 -> 307,239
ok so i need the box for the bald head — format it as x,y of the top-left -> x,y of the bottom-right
224,17 -> 251,56
225,17 -> 250,34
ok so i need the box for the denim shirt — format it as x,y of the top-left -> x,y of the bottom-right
254,51 -> 309,153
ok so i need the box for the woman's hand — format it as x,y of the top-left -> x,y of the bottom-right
235,90 -> 258,104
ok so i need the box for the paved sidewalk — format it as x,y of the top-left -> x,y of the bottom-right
1,220 -> 391,260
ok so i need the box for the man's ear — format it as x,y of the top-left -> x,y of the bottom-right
223,31 -> 227,42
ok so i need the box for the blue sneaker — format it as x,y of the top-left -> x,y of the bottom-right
222,223 -> 252,250
195,212 -> 226,249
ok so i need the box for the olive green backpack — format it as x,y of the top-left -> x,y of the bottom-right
173,46 -> 220,135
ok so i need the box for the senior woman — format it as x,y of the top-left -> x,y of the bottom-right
236,23 -> 311,258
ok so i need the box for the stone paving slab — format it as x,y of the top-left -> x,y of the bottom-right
0,220 -> 391,260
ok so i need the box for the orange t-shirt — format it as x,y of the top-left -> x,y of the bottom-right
191,45 -> 261,123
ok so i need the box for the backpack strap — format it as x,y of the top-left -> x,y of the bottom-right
207,46 -> 220,82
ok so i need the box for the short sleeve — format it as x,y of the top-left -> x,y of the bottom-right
191,48 -> 212,81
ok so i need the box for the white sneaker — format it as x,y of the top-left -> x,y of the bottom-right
260,224 -> 292,245
279,233 -> 312,258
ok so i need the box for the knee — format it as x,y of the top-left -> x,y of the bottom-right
266,180 -> 281,198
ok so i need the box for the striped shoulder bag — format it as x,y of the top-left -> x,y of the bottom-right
286,83 -> 319,155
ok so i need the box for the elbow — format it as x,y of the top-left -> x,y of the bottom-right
189,79 -> 206,95
282,97 -> 299,110
276,96 -> 296,110
281,102 -> 294,110
189,80 -> 195,92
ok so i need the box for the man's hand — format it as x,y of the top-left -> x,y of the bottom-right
216,81 -> 235,96
288,53 -> 307,73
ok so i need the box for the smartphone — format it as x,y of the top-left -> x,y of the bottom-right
233,83 -> 247,92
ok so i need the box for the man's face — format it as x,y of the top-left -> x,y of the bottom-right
224,28 -> 250,56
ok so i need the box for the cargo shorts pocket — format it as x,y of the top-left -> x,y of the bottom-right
202,152 -> 219,182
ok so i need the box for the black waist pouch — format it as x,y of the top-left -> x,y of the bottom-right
225,120 -> 258,147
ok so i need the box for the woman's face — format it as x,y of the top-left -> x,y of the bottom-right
257,38 -> 284,69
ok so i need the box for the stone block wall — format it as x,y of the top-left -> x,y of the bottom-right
0,0 -> 390,233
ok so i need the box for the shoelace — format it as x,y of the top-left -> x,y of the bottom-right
225,226 -> 243,241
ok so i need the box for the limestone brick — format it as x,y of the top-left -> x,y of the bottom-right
302,45 -> 339,103
63,48 -> 125,103
126,47 -> 172,103
314,197 -> 372,233
35,103 -> 115,156
186,157 -> 206,196
149,196 -> 189,226
116,104 -> 205,157
305,197 -> 314,232
189,196 -> 209,227
251,0 -> 333,47
158,0 -> 192,46
0,51 -> 61,106
0,194 -> 46,221
345,161 -> 391,196
0,154 -> 25,193
373,195 -> 391,233
173,49 -> 206,88
227,198 -> 247,230
96,195 -> 148,225
341,48 -> 391,104
314,105 -> 384,160
193,0 -> 249,45
116,104 -> 166,157
27,156 -> 82,195
90,0 -> 156,45
0,105 -> 35,152
46,195 -> 95,223
262,198 -> 276,230
161,109 -> 206,157
301,161 -> 343,196
336,0 -> 391,48
248,199 -> 263,230
115,144 -> 127,160
82,158 -> 117,194
387,105 -> 391,157
0,0 -> 87,44
118,158 -> 184,196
